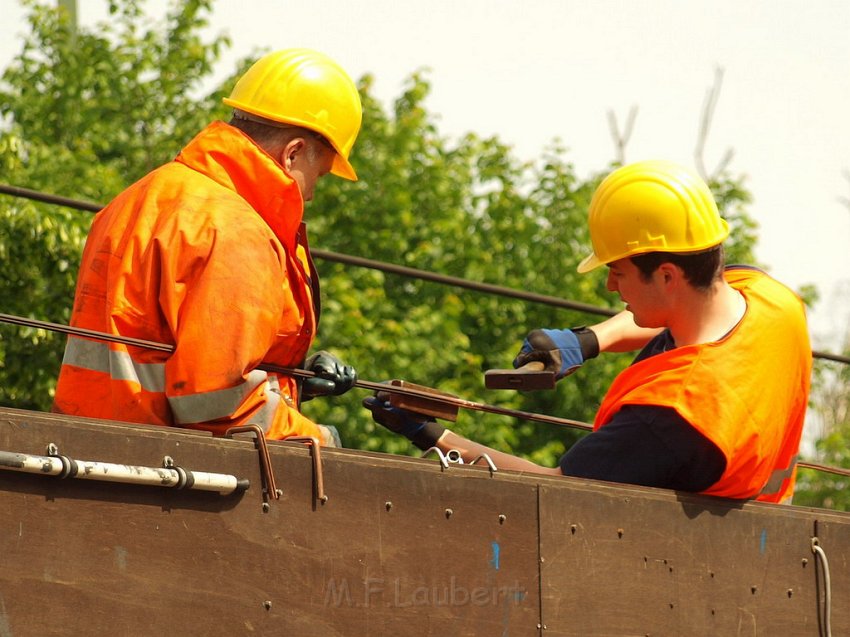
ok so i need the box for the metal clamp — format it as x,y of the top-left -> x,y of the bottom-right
45,442 -> 77,479
162,455 -> 190,489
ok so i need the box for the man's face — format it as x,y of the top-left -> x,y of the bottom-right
605,257 -> 669,328
282,137 -> 336,202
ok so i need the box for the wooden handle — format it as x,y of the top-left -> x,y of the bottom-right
518,361 -> 545,372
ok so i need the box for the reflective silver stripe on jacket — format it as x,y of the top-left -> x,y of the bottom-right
246,375 -> 280,433
63,336 -> 278,431
760,455 -> 799,496
168,369 -> 269,425
62,336 -> 166,392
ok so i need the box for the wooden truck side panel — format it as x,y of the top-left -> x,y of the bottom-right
0,407 -> 845,636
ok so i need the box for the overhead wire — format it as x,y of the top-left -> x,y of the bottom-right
0,182 -> 846,364
1,183 -> 849,478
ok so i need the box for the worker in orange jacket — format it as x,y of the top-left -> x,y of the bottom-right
365,160 -> 812,502
53,49 -> 362,445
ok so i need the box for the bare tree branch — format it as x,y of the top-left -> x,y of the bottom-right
607,105 -> 638,164
695,67 -> 735,180
839,169 -> 850,211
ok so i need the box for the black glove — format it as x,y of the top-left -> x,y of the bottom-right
513,327 -> 599,380
301,351 -> 357,401
362,393 -> 446,450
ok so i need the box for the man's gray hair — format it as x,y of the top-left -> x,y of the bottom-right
229,109 -> 322,162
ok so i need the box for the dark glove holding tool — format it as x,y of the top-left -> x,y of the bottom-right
362,389 -> 446,450
513,327 -> 600,380
300,351 -> 358,401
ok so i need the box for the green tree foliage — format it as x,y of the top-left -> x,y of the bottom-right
0,0 -> 770,472
0,0 -> 233,407
794,181 -> 850,510
793,334 -> 850,510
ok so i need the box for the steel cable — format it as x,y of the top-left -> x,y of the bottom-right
1,182 -> 846,364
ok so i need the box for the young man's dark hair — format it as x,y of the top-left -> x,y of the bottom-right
631,245 -> 724,290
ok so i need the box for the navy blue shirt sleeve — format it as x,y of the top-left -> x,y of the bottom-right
559,404 -> 726,492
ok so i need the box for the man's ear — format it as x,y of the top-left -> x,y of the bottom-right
657,262 -> 681,286
281,137 -> 306,172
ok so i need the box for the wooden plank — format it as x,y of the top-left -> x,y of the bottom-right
3,406 -> 850,636
272,448 -> 541,636
0,408 -> 541,636
538,478 -> 850,636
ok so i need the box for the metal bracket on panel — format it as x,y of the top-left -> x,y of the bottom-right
420,446 -> 450,469
811,519 -> 833,637
419,448 -> 497,475
469,453 -> 498,476
285,436 -> 328,505
226,424 -> 280,510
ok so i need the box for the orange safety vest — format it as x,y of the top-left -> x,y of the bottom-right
593,267 -> 812,502
53,121 -> 322,440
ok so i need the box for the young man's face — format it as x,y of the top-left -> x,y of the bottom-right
605,257 -> 669,328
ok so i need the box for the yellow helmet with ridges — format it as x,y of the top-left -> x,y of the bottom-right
578,160 -> 729,273
224,48 -> 362,181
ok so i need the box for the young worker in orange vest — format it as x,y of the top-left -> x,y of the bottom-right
54,49 -> 361,445
364,160 -> 813,502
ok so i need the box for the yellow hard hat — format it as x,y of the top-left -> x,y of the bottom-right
577,160 -> 729,273
223,48 -> 362,181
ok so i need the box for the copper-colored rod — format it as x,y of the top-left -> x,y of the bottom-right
4,312 -> 850,479
0,312 -> 591,432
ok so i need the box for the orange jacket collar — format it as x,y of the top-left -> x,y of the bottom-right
176,121 -> 305,251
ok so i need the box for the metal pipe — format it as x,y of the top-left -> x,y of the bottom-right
0,448 -> 248,495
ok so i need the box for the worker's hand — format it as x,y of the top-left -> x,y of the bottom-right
301,351 -> 357,401
513,328 -> 599,380
362,394 -> 446,450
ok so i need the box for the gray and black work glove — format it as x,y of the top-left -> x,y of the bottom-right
362,390 -> 446,451
513,327 -> 600,380
301,351 -> 357,401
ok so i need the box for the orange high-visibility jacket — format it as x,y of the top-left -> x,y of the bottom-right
593,267 -> 812,503
53,121 -> 322,440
